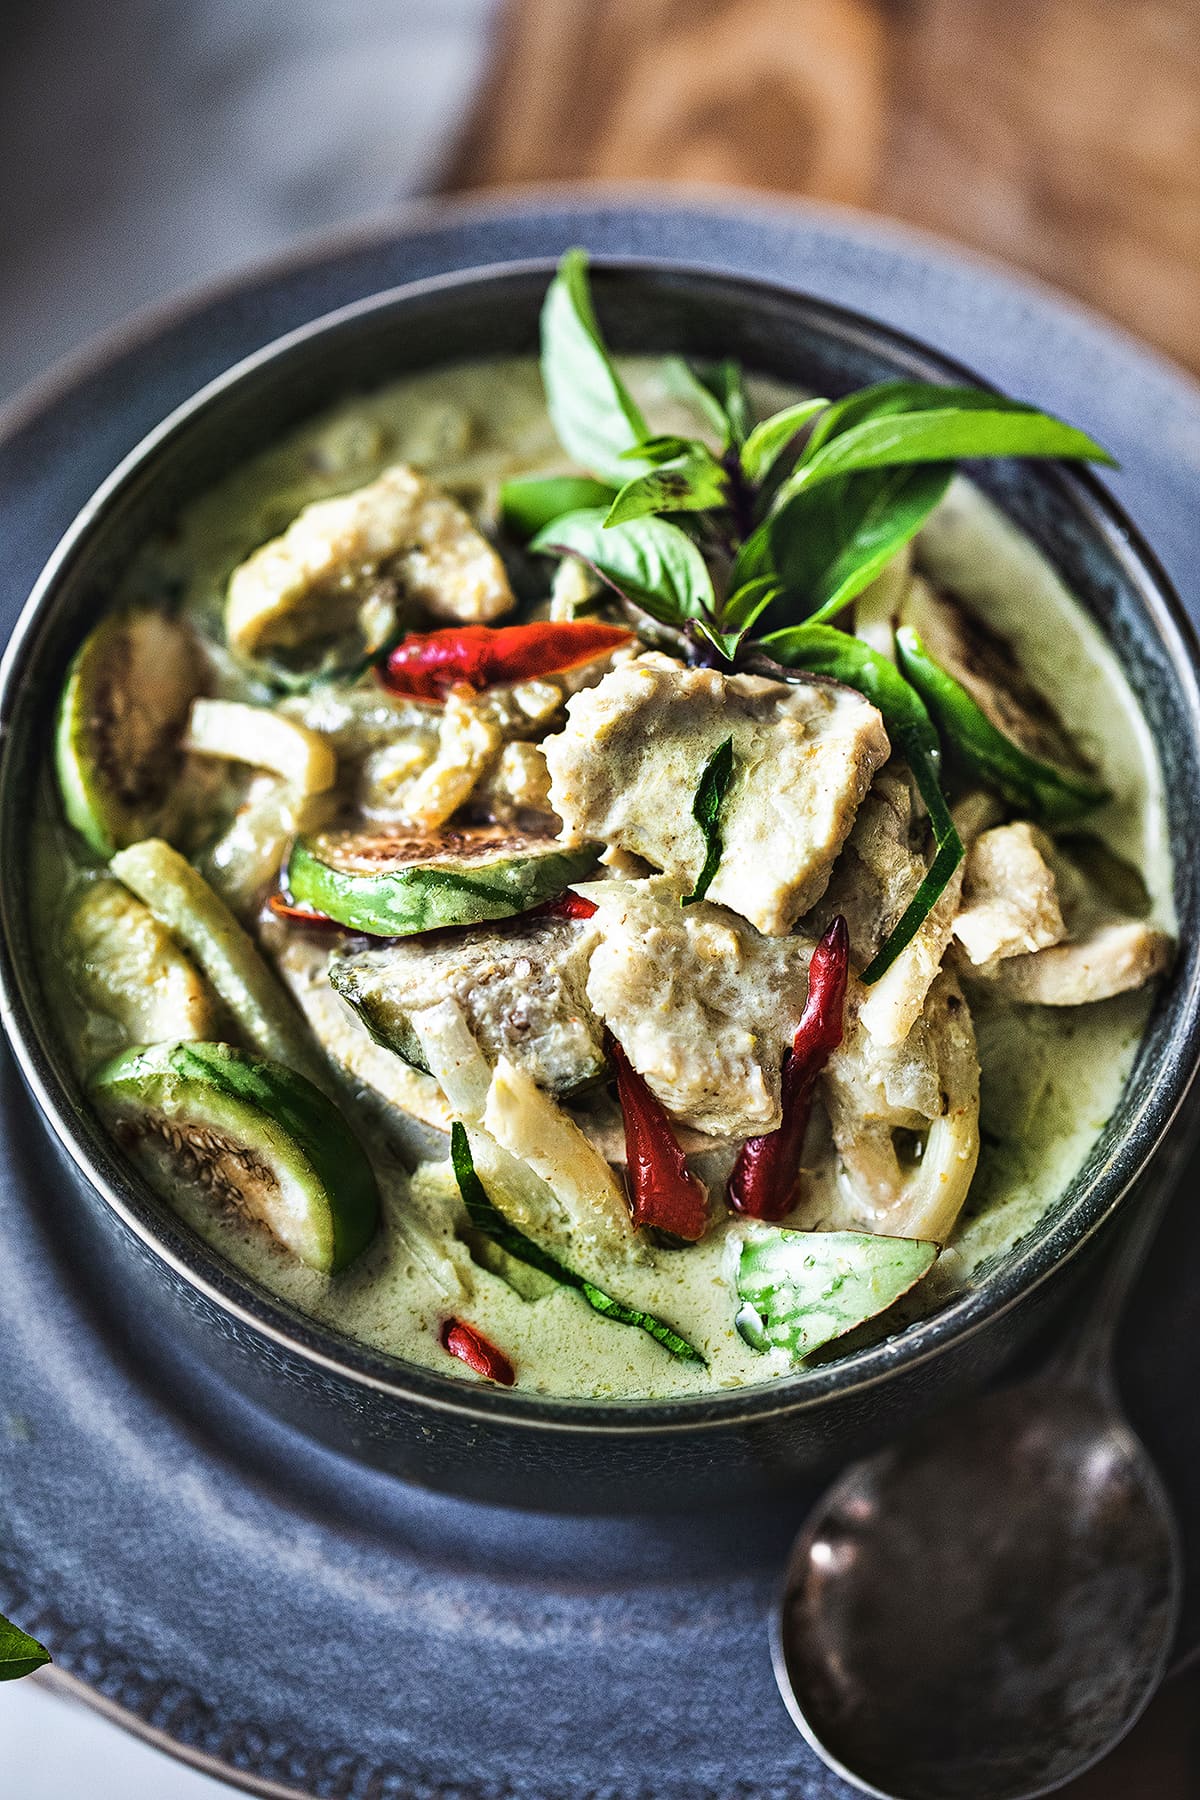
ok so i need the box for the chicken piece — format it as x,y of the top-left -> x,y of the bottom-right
391,688 -> 503,832
579,876 -> 814,1138
805,768 -> 924,965
952,822 -> 1068,967
987,920 -> 1171,1005
545,660 -> 889,936
330,911 -> 606,1097
809,770 -> 981,1047
225,463 -> 514,660
472,740 -> 559,827
822,973 -> 981,1244
858,860 -> 967,1048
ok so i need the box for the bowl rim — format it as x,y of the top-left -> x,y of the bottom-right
4,252 -> 1200,1434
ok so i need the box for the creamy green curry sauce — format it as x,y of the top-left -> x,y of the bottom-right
35,351 -> 1171,1399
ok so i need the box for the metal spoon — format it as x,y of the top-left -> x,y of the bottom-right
772,1184 -> 1186,1800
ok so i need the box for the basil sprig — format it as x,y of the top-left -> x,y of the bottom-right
0,1611 -> 50,1681
499,473 -> 616,539
539,248 -> 653,483
683,737 -> 736,906
525,249 -> 1115,971
896,626 -> 1108,824
450,1123 -> 705,1363
761,625 -> 964,980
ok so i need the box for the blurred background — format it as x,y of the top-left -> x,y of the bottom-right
1,0 -> 1198,1793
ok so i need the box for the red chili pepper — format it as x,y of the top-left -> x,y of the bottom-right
727,916 -> 849,1222
611,1037 -> 709,1242
532,890 -> 599,921
440,1318 -> 516,1386
267,893 -> 341,928
380,621 -> 633,700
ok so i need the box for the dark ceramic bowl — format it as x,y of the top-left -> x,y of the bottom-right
2,260 -> 1199,1512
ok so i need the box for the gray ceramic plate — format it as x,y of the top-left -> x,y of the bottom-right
3,191 -> 1200,1800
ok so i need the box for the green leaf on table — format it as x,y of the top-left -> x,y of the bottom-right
765,462 -> 953,628
735,1228 -> 937,1359
540,248 -> 652,483
739,397 -> 829,483
605,442 -> 729,526
531,507 -> 715,627
0,1612 -> 51,1681
450,1123 -> 704,1362
499,474 -> 617,540
682,736 -> 736,906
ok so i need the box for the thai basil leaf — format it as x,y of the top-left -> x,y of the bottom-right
723,576 -> 784,635
540,248 -> 652,483
665,356 -> 751,448
0,1613 -> 50,1681
450,1123 -> 704,1362
756,624 -> 963,979
739,397 -> 829,483
605,442 -> 729,527
800,380 -> 1011,460
531,507 -> 715,626
781,397 -> 1115,498
499,474 -> 617,539
682,737 -> 735,905
620,434 -> 701,467
896,626 -> 1108,823
736,1228 -> 937,1359
765,462 -> 953,628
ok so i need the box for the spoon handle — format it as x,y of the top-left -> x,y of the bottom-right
1054,1120 -> 1200,1392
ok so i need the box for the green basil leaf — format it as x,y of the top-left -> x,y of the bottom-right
755,624 -> 962,979
450,1122 -> 704,1362
0,1612 -> 51,1681
739,397 -> 829,483
766,463 -> 952,628
531,507 -> 715,626
782,399 -> 1115,497
896,625 -> 1109,823
539,248 -> 652,482
800,380 -> 1008,460
722,576 -> 784,635
499,474 -> 617,539
619,434 -> 699,466
605,443 -> 729,527
682,736 -> 735,906
664,356 -> 751,448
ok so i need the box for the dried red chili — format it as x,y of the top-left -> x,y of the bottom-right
267,893 -> 341,928
727,916 -> 849,1222
532,890 -> 599,922
440,1318 -> 517,1386
611,1037 -> 709,1242
380,621 -> 633,701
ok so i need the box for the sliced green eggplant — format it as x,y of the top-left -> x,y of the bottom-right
328,910 -> 606,1096
110,839 -> 317,1077
92,1040 -> 378,1272
735,1229 -> 937,1360
66,878 -> 223,1044
55,609 -> 202,856
287,824 -> 600,937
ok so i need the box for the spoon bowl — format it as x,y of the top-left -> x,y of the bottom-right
773,1372 -> 1182,1799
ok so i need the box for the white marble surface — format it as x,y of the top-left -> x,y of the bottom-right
0,1 -> 495,1791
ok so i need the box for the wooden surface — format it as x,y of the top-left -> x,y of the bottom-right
448,3 -> 1200,1791
449,0 -> 1200,376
